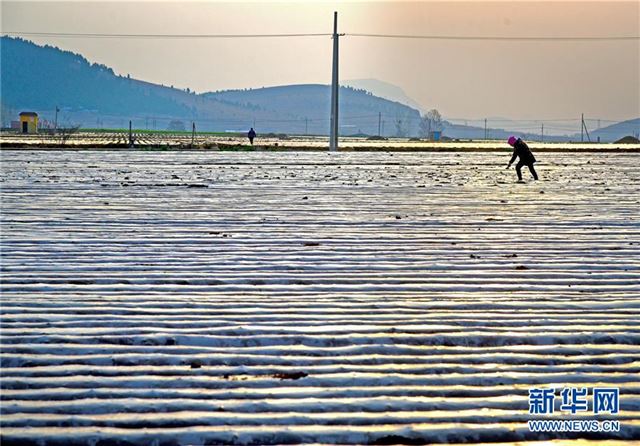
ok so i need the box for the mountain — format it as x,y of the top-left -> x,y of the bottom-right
4,37 -> 633,141
0,36 -> 420,135
1,37 -> 197,124
343,79 -> 426,113
203,85 -> 421,136
587,118 -> 640,142
441,121 -> 553,142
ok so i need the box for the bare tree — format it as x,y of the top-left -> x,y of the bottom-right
167,120 -> 186,132
419,109 -> 443,138
394,112 -> 409,137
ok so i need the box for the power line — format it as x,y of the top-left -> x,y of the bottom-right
3,31 -> 639,41
347,33 -> 640,41
2,32 -> 332,39
445,117 -> 580,123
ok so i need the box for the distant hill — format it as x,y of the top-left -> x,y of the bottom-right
0,36 -> 420,135
343,79 -> 425,113
587,118 -> 640,142
3,37 -> 634,140
441,121 -> 555,142
1,37 -> 195,123
203,85 -> 421,136
444,117 -> 640,142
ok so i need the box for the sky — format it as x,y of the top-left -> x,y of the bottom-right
2,0 -> 639,123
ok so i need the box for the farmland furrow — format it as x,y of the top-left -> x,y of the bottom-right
1,150 -> 638,445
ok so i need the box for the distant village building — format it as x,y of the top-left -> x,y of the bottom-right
19,112 -> 38,134
429,130 -> 442,142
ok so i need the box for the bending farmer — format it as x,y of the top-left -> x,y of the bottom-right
506,136 -> 538,181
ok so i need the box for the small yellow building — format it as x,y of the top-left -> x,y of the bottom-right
19,112 -> 38,134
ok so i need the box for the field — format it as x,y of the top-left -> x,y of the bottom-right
1,150 -> 639,445
2,130 -> 640,151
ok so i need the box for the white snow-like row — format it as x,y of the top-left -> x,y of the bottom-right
1,150 -> 639,445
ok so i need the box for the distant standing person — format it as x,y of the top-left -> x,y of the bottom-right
248,127 -> 256,145
506,136 -> 539,182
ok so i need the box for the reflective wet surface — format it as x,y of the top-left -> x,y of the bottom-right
1,150 -> 639,444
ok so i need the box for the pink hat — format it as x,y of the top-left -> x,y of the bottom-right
508,136 -> 517,146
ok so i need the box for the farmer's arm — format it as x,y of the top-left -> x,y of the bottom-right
507,150 -> 517,166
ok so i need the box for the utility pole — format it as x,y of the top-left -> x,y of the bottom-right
191,122 -> 196,147
329,11 -> 340,151
378,112 -> 382,137
305,117 -> 308,135
580,114 -> 592,142
484,118 -> 487,140
583,117 -> 591,142
129,120 -> 133,147
54,106 -> 59,133
541,123 -> 544,143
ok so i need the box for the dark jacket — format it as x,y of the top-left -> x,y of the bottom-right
248,129 -> 256,139
509,139 -> 536,165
